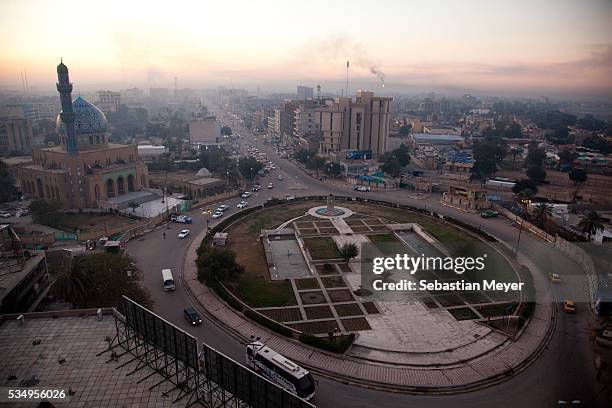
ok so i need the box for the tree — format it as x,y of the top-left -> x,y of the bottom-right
81,253 -> 152,309
399,124 -> 411,136
512,178 -> 538,204
0,159 -> 18,203
558,148 -> 577,168
568,168 -> 588,201
379,156 -> 403,178
510,147 -> 523,171
29,199 -> 63,227
473,136 -> 508,180
324,162 -> 343,178
578,211 -> 604,240
546,126 -> 573,145
526,165 -> 547,185
53,253 -> 152,309
239,156 -> 263,181
306,155 -> 327,177
582,134 -> 612,155
220,126 -> 232,136
524,142 -> 545,167
339,243 -> 359,262
294,148 -> 312,164
531,203 -> 552,228
196,247 -> 244,284
51,256 -> 94,307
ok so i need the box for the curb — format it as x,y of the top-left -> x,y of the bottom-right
176,207 -> 559,396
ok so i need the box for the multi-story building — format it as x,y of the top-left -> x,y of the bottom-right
121,87 -> 143,104
20,98 -> 60,121
96,91 -> 121,113
316,91 -> 392,158
293,104 -> 318,139
16,61 -> 148,209
189,116 -> 221,145
297,86 -> 314,100
0,224 -> 50,313
0,106 -> 33,155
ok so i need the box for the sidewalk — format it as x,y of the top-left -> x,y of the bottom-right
182,227 -> 556,394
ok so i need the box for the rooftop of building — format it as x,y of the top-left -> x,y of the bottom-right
0,250 -> 45,305
186,176 -> 223,186
413,133 -> 464,141
35,143 -> 135,154
1,156 -> 33,167
0,310 -> 181,407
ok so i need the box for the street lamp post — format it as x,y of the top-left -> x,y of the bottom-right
515,218 -> 524,254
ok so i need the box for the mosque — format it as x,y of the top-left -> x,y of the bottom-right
17,61 -> 149,209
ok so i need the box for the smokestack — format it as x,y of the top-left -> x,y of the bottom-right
345,61 -> 350,98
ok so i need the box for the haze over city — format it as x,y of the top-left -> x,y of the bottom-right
1,0 -> 612,98
1,1 -> 612,408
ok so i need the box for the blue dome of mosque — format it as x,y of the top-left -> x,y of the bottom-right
56,96 -> 108,135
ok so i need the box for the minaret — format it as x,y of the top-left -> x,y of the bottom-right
56,60 -> 77,153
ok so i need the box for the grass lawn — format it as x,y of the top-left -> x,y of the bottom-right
234,275 -> 296,308
368,233 -> 400,244
303,237 -> 342,260
448,307 -> 479,320
296,278 -> 320,290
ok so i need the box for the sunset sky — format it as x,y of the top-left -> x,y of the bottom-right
1,0 -> 611,98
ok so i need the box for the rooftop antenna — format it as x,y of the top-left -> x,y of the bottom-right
316,84 -> 321,101
20,71 -> 26,95
345,61 -> 350,97
24,69 -> 30,94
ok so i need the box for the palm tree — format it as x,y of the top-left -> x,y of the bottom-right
339,243 -> 359,262
578,211 -> 604,240
532,203 -> 553,228
52,256 -> 94,308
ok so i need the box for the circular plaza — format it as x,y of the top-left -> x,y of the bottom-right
202,196 -> 537,369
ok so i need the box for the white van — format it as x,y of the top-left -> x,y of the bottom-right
161,269 -> 175,291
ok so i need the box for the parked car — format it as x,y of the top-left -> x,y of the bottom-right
211,211 -> 223,219
178,229 -> 190,239
170,214 -> 179,222
548,273 -> 561,283
237,201 -> 248,208
353,185 -> 370,192
563,300 -> 576,314
480,210 -> 500,219
267,183 -> 274,189
175,215 -> 192,224
184,306 -> 202,326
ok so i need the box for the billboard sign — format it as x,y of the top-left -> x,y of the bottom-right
200,343 -> 315,408
345,150 -> 372,160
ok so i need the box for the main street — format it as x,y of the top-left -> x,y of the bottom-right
127,125 -> 608,407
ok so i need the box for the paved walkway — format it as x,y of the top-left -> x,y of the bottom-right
182,226 -> 556,393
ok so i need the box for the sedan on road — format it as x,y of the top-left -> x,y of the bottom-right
211,211 -> 223,219
237,201 -> 248,208
241,192 -> 252,198
183,306 -> 202,326
267,183 -> 274,189
178,229 -> 190,239
252,185 -> 261,191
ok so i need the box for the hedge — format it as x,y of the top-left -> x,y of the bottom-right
299,333 -> 355,354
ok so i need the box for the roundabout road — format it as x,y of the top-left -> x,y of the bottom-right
127,128 -> 608,407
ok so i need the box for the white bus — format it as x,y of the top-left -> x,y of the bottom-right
161,269 -> 175,291
246,341 -> 315,401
